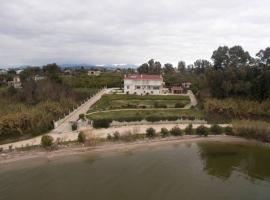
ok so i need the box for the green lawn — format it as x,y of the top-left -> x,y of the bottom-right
88,94 -> 190,112
87,109 -> 203,121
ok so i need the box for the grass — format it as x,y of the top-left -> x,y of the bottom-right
88,94 -> 190,112
87,108 -> 203,121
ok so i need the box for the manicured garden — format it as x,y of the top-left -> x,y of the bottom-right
87,109 -> 204,128
88,94 -> 190,113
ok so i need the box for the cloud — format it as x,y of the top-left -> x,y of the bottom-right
0,0 -> 270,66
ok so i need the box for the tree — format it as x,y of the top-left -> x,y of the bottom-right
194,59 -> 212,74
185,124 -> 193,135
137,59 -> 162,74
146,127 -> 156,138
164,63 -> 175,74
256,47 -> 270,67
177,61 -> 186,72
161,128 -> 170,137
170,127 -> 183,136
137,63 -> 149,74
20,67 -> 41,82
210,124 -> 223,135
211,46 -> 230,69
196,126 -> 208,137
41,135 -> 54,147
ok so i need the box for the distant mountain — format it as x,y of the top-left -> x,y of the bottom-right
59,63 -> 139,69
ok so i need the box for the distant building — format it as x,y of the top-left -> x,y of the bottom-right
88,70 -> 101,76
15,69 -> 23,75
171,86 -> 185,94
34,75 -> 46,82
182,82 -> 192,89
8,76 -> 22,88
0,69 -> 8,75
124,74 -> 164,95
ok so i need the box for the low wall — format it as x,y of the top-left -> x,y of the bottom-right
110,119 -> 207,127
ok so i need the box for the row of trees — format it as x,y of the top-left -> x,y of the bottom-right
137,46 -> 270,101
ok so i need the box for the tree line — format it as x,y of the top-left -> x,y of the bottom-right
137,46 -> 270,101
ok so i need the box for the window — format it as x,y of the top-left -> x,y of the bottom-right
127,85 -> 130,89
136,86 -> 141,89
153,86 -> 160,90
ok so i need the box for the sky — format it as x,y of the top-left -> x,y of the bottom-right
0,0 -> 270,67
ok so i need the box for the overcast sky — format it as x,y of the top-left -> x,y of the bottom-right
0,0 -> 270,67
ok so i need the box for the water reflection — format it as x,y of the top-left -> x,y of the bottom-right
197,142 -> 270,181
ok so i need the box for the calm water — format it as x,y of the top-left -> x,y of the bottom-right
1,141 -> 270,200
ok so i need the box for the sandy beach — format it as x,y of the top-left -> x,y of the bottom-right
0,135 -> 255,165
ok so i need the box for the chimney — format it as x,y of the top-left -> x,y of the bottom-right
141,74 -> 142,78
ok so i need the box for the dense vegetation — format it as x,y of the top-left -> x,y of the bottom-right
62,72 -> 123,88
0,64 -> 97,143
204,98 -> 270,121
230,120 -> 270,142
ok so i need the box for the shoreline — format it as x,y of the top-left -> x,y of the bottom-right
0,135 -> 262,165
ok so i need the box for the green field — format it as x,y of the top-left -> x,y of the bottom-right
88,94 -> 190,112
87,109 -> 203,121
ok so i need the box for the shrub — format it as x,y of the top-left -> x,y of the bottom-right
161,128 -> 170,138
196,126 -> 209,137
232,120 -> 270,142
146,116 -> 162,122
146,127 -> 156,138
92,119 -> 112,128
170,127 -> 183,136
107,134 -> 113,140
121,131 -> 137,142
224,126 -> 233,135
78,132 -> 86,143
210,124 -> 223,135
175,103 -> 185,108
113,131 -> 120,140
154,102 -> 167,108
41,135 -> 54,147
72,123 -> 78,131
79,114 -> 85,120
185,124 -> 193,135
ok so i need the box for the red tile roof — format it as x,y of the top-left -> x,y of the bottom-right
124,74 -> 163,80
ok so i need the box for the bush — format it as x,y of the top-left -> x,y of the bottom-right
78,132 -> 86,143
107,134 -> 113,140
232,120 -> 270,142
113,131 -> 120,140
146,127 -> 156,138
154,102 -> 167,108
196,126 -> 209,137
72,123 -> 78,131
92,119 -> 112,128
161,128 -> 170,138
175,103 -> 185,108
210,124 -> 223,135
170,127 -> 183,136
120,131 -> 137,142
41,135 -> 54,147
185,124 -> 193,135
224,126 -> 233,135
79,114 -> 85,120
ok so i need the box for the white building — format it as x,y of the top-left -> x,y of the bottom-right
88,70 -> 101,76
8,76 -> 22,88
124,74 -> 164,95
